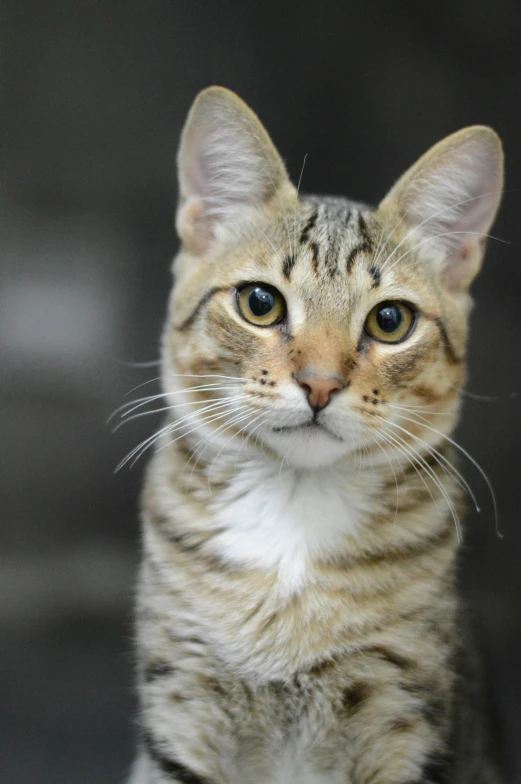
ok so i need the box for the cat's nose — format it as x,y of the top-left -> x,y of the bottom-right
295,373 -> 345,412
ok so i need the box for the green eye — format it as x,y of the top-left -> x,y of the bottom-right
365,301 -> 415,343
237,284 -> 286,327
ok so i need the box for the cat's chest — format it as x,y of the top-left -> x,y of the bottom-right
209,460 -> 374,594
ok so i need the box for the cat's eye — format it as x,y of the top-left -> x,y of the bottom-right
236,284 -> 286,327
365,301 -> 415,343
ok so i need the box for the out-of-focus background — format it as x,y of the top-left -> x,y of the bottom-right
1,1 -> 520,782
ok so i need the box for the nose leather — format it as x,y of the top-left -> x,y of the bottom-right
295,374 -> 345,411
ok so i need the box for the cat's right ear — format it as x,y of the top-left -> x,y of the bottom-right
176,86 -> 295,254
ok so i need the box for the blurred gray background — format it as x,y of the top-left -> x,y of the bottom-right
1,1 -> 520,782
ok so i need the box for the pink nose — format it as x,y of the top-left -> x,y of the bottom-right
296,374 -> 344,411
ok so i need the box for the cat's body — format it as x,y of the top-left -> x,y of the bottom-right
127,88 -> 504,783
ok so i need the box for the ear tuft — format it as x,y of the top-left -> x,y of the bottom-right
380,126 -> 504,292
176,86 -> 293,253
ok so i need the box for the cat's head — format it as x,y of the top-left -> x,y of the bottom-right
162,87 -> 503,470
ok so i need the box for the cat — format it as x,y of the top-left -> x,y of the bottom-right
126,86 -> 504,783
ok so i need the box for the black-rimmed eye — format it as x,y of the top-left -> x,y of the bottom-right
237,284 -> 286,326
365,301 -> 415,343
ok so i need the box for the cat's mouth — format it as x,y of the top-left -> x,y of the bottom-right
272,420 -> 342,441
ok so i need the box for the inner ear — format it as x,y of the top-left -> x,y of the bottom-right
176,86 -> 296,254
379,126 -> 504,293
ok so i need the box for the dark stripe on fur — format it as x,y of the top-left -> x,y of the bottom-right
342,680 -> 371,711
346,522 -> 454,571
309,241 -> 320,275
362,645 -> 414,670
299,209 -> 318,246
369,265 -> 381,289
434,317 -> 462,364
144,660 -> 176,682
143,732 -> 211,783
282,254 -> 296,279
174,287 -> 227,331
325,249 -> 338,278
346,212 -> 374,273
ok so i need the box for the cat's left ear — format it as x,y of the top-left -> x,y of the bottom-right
379,126 -> 504,292
176,86 -> 295,254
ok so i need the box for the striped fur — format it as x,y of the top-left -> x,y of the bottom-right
127,88 -> 504,783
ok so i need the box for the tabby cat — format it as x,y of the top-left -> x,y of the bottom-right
126,87 -> 504,784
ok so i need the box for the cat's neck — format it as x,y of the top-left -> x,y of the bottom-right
151,433 -> 454,597
207,452 -> 384,595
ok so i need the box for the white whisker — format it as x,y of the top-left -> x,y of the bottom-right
109,383 -> 244,423
383,415 -> 479,513
132,404 -> 252,470
113,396 -> 250,432
387,403 -> 452,417
390,413 -> 501,538
116,401 -> 249,472
378,420 -> 461,542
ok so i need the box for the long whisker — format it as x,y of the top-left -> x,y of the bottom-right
206,410 -> 266,479
109,383 -> 244,422
389,413 -> 501,538
113,395 -> 250,432
123,375 -> 163,397
119,384 -> 244,414
116,401 -> 249,472
120,372 -> 245,401
373,425 -> 440,513
366,430 -> 401,524
387,403 -> 452,417
239,414 -> 268,458
449,385 -> 502,402
179,402 -> 258,477
190,405 -> 260,473
377,422 -> 462,541
114,358 -> 162,368
383,415 -> 479,514
167,373 -> 248,382
134,404 -> 252,471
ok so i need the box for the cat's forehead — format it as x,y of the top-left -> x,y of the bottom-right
292,196 -> 378,287
226,195 -> 433,316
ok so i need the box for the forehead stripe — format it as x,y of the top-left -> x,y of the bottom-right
369,265 -> 381,289
282,254 -> 296,280
299,208 -> 318,246
346,211 -> 374,274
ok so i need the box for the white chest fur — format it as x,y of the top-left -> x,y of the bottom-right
210,458 -> 374,595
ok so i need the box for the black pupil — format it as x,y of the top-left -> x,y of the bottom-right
249,287 -> 275,317
376,303 -> 402,333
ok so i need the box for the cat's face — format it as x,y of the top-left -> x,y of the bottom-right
163,88 -> 502,470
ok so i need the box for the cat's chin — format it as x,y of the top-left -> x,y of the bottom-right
258,424 -> 354,469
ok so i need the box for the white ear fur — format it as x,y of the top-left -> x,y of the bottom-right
380,126 -> 504,292
176,86 -> 293,253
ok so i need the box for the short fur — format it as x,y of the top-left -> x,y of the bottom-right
127,87 -> 504,783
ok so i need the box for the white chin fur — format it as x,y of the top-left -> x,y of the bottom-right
256,425 -> 355,468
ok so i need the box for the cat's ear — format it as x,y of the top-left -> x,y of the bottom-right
176,86 -> 295,254
379,127 -> 504,292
